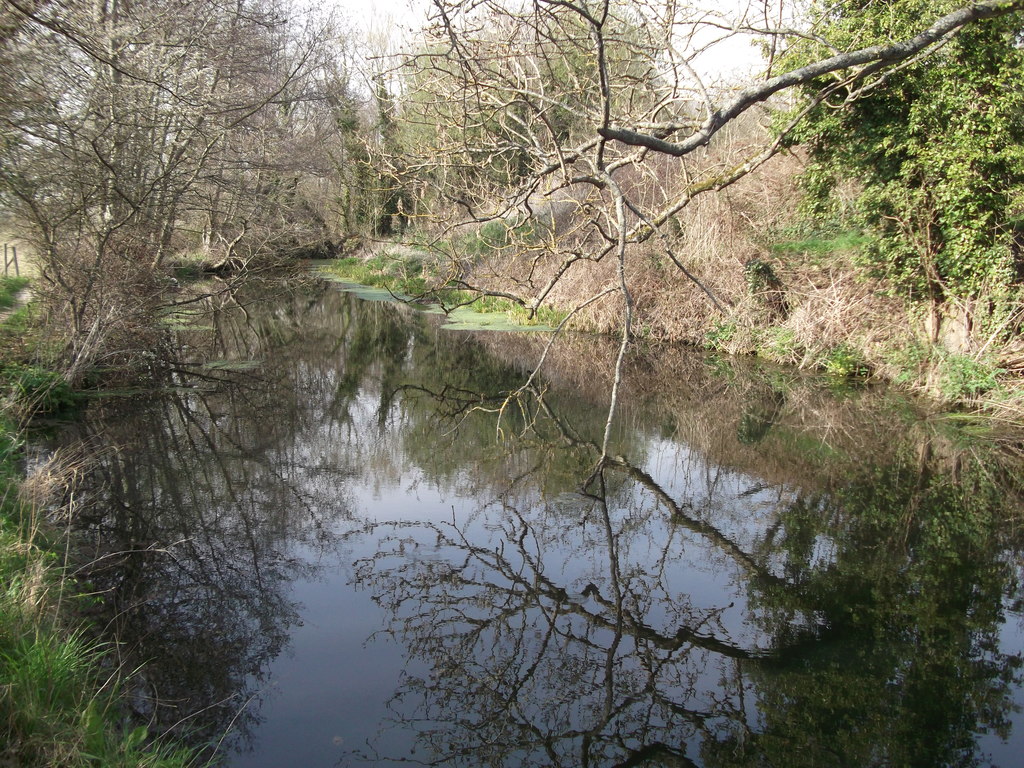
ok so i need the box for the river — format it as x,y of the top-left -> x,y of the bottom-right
49,275 -> 1024,766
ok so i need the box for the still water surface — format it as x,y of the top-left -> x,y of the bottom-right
58,277 -> 1024,766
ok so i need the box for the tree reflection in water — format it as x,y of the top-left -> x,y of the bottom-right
53,279 -> 1024,766
353,380 -> 1024,767
354,421 -> 1024,765
64,280 -> 366,755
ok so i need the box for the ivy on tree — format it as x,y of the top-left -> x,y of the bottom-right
787,0 -> 1024,302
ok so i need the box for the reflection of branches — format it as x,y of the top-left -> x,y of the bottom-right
604,456 -> 785,590
65,285 -> 366,751
396,383 -> 508,427
353,471 -> 770,766
74,406 -> 311,751
358,361 -> 1024,764
525,384 -> 789,592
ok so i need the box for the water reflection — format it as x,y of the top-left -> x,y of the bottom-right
59,278 -> 1024,766
353,401 -> 1024,767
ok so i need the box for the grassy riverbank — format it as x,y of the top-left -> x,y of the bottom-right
0,278 -> 199,767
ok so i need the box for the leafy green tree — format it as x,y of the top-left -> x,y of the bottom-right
786,0 -> 1024,310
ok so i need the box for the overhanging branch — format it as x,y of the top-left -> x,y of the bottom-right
598,0 -> 1024,157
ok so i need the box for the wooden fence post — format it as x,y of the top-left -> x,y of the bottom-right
3,244 -> 19,277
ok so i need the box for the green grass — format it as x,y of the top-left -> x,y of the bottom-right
0,280 -> 54,387
757,327 -> 801,363
460,219 -> 538,257
705,321 -> 738,351
770,229 -> 870,259
0,275 -> 29,310
935,352 -> 1003,401
2,363 -> 80,414
0,276 -> 81,416
404,220 -> 538,260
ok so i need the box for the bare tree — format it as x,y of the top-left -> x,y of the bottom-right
0,0 -> 354,378
394,0 -> 1024,457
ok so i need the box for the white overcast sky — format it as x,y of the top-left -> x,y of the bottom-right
323,0 -> 767,83
329,0 -> 430,40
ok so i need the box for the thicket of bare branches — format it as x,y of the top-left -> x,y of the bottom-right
0,0 -> 366,377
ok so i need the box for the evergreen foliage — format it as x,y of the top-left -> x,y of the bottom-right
785,0 -> 1024,301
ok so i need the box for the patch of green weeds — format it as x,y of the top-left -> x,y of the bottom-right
507,303 -> 567,328
169,252 -> 207,278
743,259 -> 783,293
758,327 -> 801,363
0,275 -> 35,363
2,364 -> 80,415
460,220 -> 537,257
705,321 -> 737,351
463,221 -> 510,256
0,301 -> 34,335
0,312 -> 113,768
885,342 -> 931,387
0,578 -> 201,767
157,307 -> 214,331
884,342 -> 1003,401
821,344 -> 870,378
936,352 -> 1002,401
325,253 -> 430,298
201,358 -> 262,372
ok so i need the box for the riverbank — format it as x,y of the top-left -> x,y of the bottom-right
0,254 -> 1019,765
0,276 -> 199,767
322,226 -> 1024,423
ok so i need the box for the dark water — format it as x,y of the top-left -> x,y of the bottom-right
56,277 -> 1024,767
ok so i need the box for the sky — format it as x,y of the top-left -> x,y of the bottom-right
323,0 -> 769,83
329,0 -> 430,41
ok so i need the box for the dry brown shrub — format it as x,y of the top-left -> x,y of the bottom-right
32,238 -> 169,383
470,128 -> 806,345
779,265 -> 914,368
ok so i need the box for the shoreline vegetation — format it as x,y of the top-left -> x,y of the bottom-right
321,212 -> 1024,422
0,277 -> 200,767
